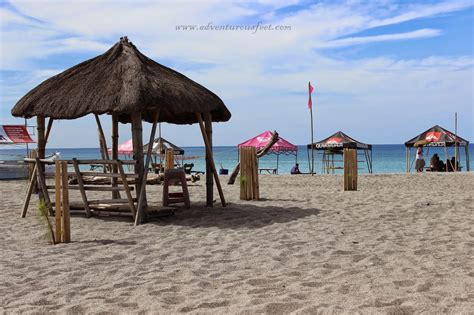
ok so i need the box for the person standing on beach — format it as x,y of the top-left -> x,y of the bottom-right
415,146 -> 425,172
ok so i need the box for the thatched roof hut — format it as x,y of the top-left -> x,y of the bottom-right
11,37 -> 231,125
11,37 -> 229,225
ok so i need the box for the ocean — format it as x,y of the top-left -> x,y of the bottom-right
1,144 -> 472,174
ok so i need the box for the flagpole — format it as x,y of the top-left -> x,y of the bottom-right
310,106 -> 314,175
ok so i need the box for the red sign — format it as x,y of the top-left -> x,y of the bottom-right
0,125 -> 34,144
326,137 -> 342,144
425,132 -> 441,142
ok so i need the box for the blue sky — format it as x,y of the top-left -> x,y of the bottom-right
0,0 -> 472,147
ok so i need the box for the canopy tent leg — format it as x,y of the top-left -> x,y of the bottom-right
405,147 -> 409,173
196,113 -> 226,207
204,112 -> 214,207
276,154 -> 279,174
307,147 -> 311,174
444,146 -> 449,172
134,110 -> 160,226
111,114 -> 120,199
465,146 -> 470,171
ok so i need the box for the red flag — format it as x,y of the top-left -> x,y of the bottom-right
308,81 -> 314,109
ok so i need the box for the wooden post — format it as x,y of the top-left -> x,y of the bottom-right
131,112 -> 144,206
344,149 -> 357,191
196,113 -> 226,207
54,161 -> 62,242
94,114 -> 110,173
111,114 -> 119,198
204,112 -> 213,207
444,146 -> 448,172
61,161 -> 70,243
117,160 -> 137,217
240,147 -> 259,200
134,110 -> 160,226
72,158 -> 91,218
164,149 -> 174,170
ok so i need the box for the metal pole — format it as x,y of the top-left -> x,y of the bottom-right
455,112 -> 458,171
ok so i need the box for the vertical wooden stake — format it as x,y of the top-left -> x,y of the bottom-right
55,161 -> 62,242
204,112 -> 214,207
344,149 -> 357,191
61,161 -> 70,243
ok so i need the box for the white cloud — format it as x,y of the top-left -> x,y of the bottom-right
319,29 -> 442,48
0,0 -> 473,144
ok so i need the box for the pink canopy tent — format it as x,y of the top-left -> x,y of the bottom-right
237,131 -> 298,174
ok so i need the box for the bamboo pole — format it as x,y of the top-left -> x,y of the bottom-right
134,110 -> 160,226
111,114 -> 119,198
94,114 -> 110,173
54,161 -> 62,241
196,113 -> 226,207
465,146 -> 470,171
204,112 -> 214,207
61,161 -> 70,243
72,158 -> 91,218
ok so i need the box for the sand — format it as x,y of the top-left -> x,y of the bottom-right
0,173 -> 473,314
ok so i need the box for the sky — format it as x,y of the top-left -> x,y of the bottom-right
0,0 -> 473,148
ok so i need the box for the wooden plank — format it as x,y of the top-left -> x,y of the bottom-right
204,112 -> 213,207
54,161 -> 62,242
46,185 -> 133,191
72,158 -> 91,218
196,113 -> 226,207
36,158 -> 54,215
75,172 -> 139,178
24,158 -> 137,165
61,162 -> 71,243
117,160 -> 137,217
21,163 -> 37,218
134,110 -> 160,226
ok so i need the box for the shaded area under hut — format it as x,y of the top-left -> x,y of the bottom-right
307,131 -> 373,174
11,36 -> 231,225
404,125 -> 470,172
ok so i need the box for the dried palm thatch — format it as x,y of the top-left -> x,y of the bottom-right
11,37 -> 231,124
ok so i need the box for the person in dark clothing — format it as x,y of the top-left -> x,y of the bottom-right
291,163 -> 301,174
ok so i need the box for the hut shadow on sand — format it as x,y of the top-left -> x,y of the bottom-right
148,204 -> 321,230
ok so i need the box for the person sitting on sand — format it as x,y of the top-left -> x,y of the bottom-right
415,146 -> 425,172
291,163 -> 301,174
430,154 -> 440,171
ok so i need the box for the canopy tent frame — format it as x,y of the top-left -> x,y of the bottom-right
404,125 -> 470,173
308,131 -> 373,174
237,131 -> 298,174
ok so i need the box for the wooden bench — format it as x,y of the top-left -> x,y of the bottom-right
258,168 -> 277,174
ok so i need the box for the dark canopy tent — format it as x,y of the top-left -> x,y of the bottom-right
404,125 -> 470,172
11,36 -> 231,225
143,137 -> 184,155
307,131 -> 373,174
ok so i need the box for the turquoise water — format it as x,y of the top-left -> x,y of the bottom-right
1,144 -> 472,174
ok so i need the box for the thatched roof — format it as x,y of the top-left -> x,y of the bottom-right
11,37 -> 231,125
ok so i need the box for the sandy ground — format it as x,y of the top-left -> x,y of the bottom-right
0,173 -> 473,314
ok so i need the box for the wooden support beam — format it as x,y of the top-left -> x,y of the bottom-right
72,158 -> 91,218
204,112 -> 213,207
466,146 -> 470,172
134,110 -> 160,226
35,157 -> 54,215
94,114 -> 110,173
196,113 -> 226,207
111,114 -> 119,199
117,160 -> 137,218
131,112 -> 144,212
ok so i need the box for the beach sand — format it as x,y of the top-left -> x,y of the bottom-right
0,173 -> 473,313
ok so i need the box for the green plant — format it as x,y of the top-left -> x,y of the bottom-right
37,199 -> 56,245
